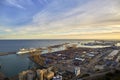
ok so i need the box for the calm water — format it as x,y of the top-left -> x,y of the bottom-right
0,40 -> 80,77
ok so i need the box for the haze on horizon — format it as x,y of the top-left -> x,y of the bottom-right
0,0 -> 120,39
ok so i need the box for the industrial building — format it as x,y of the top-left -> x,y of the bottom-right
105,50 -> 119,60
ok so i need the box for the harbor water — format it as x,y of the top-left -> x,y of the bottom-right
0,40 -> 80,77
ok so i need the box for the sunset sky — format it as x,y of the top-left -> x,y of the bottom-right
0,0 -> 120,39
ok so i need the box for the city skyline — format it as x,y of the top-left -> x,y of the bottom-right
0,0 -> 120,39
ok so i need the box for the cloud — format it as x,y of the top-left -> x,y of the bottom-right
1,32 -> 120,39
0,27 -> 12,31
5,0 -> 25,9
0,0 -> 120,39
32,0 -> 120,29
4,29 -> 12,32
4,0 -> 51,9
22,0 -> 119,37
64,32 -> 120,40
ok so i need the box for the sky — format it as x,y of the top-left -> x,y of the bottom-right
0,0 -> 120,39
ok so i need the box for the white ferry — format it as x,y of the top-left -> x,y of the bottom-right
16,48 -> 30,55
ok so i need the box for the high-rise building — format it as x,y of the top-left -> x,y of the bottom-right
19,68 -> 54,80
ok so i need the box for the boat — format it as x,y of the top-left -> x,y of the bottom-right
16,48 -> 30,55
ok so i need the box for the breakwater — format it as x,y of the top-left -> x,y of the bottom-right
0,52 -> 16,56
